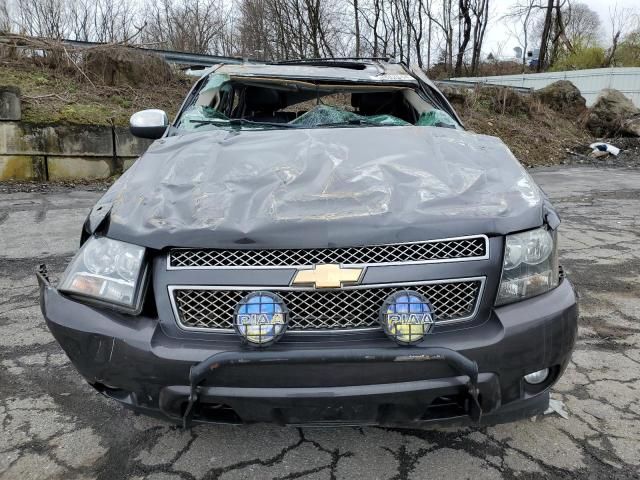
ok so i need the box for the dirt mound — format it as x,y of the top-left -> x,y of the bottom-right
442,84 -> 589,166
0,62 -> 190,126
478,86 -> 533,115
83,47 -> 174,87
442,84 -> 535,116
585,89 -> 640,137
535,80 -> 586,117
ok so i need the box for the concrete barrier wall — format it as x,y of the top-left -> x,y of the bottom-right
0,90 -> 153,181
0,122 -> 153,180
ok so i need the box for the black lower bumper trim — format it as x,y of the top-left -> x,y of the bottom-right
180,347 -> 483,428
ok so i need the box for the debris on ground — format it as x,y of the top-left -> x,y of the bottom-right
564,137 -> 640,167
545,398 -> 570,419
590,142 -> 621,157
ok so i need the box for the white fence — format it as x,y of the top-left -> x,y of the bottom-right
452,67 -> 640,107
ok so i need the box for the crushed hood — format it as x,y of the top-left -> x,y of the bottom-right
92,126 -> 547,250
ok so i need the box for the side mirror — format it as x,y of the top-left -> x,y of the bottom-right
130,109 -> 168,139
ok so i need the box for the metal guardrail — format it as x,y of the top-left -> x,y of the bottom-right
436,79 -> 533,94
57,39 -> 246,67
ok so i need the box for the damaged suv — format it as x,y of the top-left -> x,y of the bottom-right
38,59 -> 577,428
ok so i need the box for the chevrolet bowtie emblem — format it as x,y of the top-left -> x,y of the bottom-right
292,264 -> 364,289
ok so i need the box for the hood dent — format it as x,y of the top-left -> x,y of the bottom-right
94,127 -> 544,249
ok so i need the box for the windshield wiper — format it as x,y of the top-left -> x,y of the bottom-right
189,118 -> 300,129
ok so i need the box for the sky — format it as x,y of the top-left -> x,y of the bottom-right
485,0 -> 639,59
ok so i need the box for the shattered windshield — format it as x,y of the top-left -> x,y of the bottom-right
175,73 -> 459,132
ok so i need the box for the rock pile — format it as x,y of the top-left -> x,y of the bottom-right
585,89 -> 640,137
534,80 -> 586,118
83,47 -> 174,87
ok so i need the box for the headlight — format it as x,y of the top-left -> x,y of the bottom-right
59,236 -> 147,312
496,227 -> 559,305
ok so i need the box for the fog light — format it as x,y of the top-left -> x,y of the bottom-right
234,292 -> 288,347
524,368 -> 549,385
379,291 -> 434,345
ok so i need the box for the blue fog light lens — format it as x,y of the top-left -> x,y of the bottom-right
234,292 -> 288,346
380,291 -> 434,345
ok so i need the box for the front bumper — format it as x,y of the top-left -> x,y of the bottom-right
38,268 -> 578,428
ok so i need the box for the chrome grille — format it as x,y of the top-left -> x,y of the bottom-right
171,280 -> 483,332
169,236 -> 487,268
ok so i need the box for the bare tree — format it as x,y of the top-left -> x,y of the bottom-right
5,0 -> 503,73
141,0 -> 228,54
525,0 -> 603,70
15,0 -> 70,38
94,0 -> 137,43
0,0 -> 11,32
424,0 -> 433,67
469,0 -> 488,74
563,2 -> 601,47
537,0 -> 554,71
604,5 -> 637,66
503,0 -> 538,70
455,0 -> 471,75
67,0 -> 94,41
353,0 -> 361,56
12,0 -> 139,42
234,0 -> 346,60
427,0 -> 455,71
236,0 -> 273,59
371,0 -> 382,56
407,0 -> 427,68
548,0 -> 574,64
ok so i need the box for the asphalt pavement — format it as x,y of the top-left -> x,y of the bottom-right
1,166 -> 639,480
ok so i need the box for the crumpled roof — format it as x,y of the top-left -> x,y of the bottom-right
91,126 -> 546,250
213,61 -> 419,84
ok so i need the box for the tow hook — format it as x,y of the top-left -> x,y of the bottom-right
467,383 -> 483,422
36,264 -> 51,286
182,385 -> 200,429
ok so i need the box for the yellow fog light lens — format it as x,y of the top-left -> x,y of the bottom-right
380,291 -> 434,345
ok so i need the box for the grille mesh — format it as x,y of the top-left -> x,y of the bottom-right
170,237 -> 486,268
172,281 -> 482,332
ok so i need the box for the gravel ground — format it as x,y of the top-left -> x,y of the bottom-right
1,166 -> 639,480
0,179 -> 113,194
